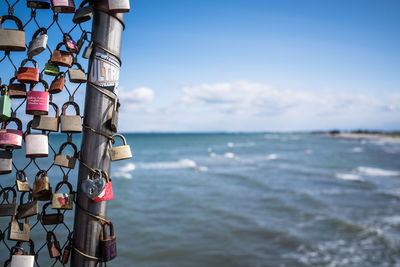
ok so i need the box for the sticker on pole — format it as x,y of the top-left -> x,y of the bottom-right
89,52 -> 120,91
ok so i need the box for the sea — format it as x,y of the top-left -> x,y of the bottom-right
1,133 -> 400,266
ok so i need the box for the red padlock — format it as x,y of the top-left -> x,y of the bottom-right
17,58 -> 40,84
26,79 -> 49,116
93,171 -> 114,203
0,117 -> 23,149
52,0 -> 75,13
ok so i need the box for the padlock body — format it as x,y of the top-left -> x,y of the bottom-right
51,50 -> 73,67
54,154 -> 76,169
0,29 -> 26,51
8,221 -> 30,242
52,0 -> 75,13
16,200 -> 38,219
108,0 -> 130,13
0,150 -> 12,174
32,116 -> 59,132
16,180 -> 30,192
68,68 -> 87,83
33,176 -> 51,200
101,235 -> 117,261
110,145 -> 132,161
27,0 -> 51,9
49,75 -> 65,94
93,182 -> 114,202
0,129 -> 23,149
17,67 -> 39,84
10,254 -> 35,267
0,203 -> 17,216
73,5 -> 93,24
26,91 -> 49,115
44,63 -> 59,76
82,43 -> 93,59
25,134 -> 48,158
52,193 -> 73,210
27,34 -> 48,58
61,246 -> 71,264
42,213 -> 64,225
0,95 -> 12,121
60,115 -> 82,133
9,83 -> 26,98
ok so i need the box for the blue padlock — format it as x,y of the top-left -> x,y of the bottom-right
27,0 -> 51,9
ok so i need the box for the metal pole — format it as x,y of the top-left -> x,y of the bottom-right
71,0 -> 125,266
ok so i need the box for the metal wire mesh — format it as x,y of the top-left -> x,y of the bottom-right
0,0 -> 92,265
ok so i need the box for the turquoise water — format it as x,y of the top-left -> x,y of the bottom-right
1,133 -> 400,266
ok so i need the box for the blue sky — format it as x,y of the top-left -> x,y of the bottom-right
1,1 -> 399,132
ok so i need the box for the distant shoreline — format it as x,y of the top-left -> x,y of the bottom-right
322,131 -> 400,143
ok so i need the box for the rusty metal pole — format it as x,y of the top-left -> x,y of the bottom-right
71,1 -> 125,266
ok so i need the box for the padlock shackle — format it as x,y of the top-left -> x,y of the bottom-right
79,0 -> 91,8
55,42 -> 68,50
29,79 -> 49,92
61,101 -> 81,116
20,58 -> 39,68
19,190 -> 33,206
58,141 -> 79,157
0,15 -> 24,30
0,84 -> 9,96
26,120 -> 47,135
111,134 -> 128,146
1,117 -> 23,130
54,71 -> 65,80
100,170 -> 110,183
16,239 -> 35,255
16,169 -> 28,182
63,33 -> 74,43
11,210 -> 29,224
49,101 -> 60,118
54,180 -> 73,194
0,186 -> 17,204
10,246 -> 25,256
69,62 -> 84,71
31,27 -> 47,40
34,169 -> 47,181
46,230 -> 58,242
102,221 -> 114,240
42,202 -> 62,216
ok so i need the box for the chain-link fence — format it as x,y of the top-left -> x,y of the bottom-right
0,0 -> 94,265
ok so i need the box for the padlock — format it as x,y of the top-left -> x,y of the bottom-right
93,170 -> 114,202
52,181 -> 74,210
110,99 -> 120,132
0,85 -> 12,121
68,62 -> 87,83
16,171 -> 30,192
17,58 -> 40,84
0,117 -> 23,149
10,241 -> 35,267
49,72 -> 65,94
54,142 -> 78,169
108,0 -> 130,13
73,0 -> 93,24
44,61 -> 59,76
25,120 -> 48,158
26,79 -> 49,115
27,0 -> 51,9
63,33 -> 79,54
76,31 -> 87,52
100,221 -> 117,262
60,101 -> 82,133
61,233 -> 73,264
81,169 -> 106,199
8,215 -> 30,242
0,149 -> 12,175
52,0 -> 75,13
0,15 -> 26,51
16,191 -> 38,219
0,187 -> 18,217
41,203 -> 63,225
27,27 -> 48,58
51,42 -> 73,67
46,231 -> 62,258
82,40 -> 93,59
32,170 -> 51,201
8,77 -> 26,99
32,102 -> 59,132
109,134 -> 132,161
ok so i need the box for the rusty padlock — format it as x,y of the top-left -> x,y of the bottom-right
8,76 -> 26,99
49,72 -> 65,94
101,221 -> 117,262
32,102 -> 60,132
17,58 -> 40,84
54,142 -> 78,169
61,233 -> 73,264
60,101 -> 82,133
46,231 -> 61,258
32,170 -> 51,201
51,42 -> 73,67
41,202 -> 63,225
15,170 -> 30,192
52,181 -> 74,210
16,191 -> 38,219
0,187 -> 18,217
109,134 -> 132,161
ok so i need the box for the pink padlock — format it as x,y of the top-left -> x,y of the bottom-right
26,79 -> 49,116
0,118 -> 23,149
52,0 -> 75,13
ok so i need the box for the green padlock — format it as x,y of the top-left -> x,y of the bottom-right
0,85 -> 12,121
44,61 -> 59,76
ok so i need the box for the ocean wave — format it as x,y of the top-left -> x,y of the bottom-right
224,152 -> 235,159
120,163 -> 136,172
351,147 -> 363,153
113,172 -> 133,179
356,166 -> 400,177
210,152 -> 217,157
227,142 -> 234,147
266,154 -> 278,160
139,159 -> 197,169
335,173 -> 363,181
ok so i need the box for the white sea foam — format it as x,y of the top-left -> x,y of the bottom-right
210,152 -> 217,157
138,159 -> 198,170
224,152 -> 235,159
335,173 -> 363,181
196,166 -> 208,172
207,147 -> 212,152
356,166 -> 400,176
120,163 -> 136,172
266,154 -> 278,160
227,142 -> 234,147
351,147 -> 363,153
113,172 -> 133,179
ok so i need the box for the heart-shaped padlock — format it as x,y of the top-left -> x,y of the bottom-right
81,170 -> 106,199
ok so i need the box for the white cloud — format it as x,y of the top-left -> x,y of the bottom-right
118,87 -> 155,111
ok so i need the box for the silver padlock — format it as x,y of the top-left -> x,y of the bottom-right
108,0 -> 130,13
25,120 -> 48,158
109,134 -> 132,161
68,63 -> 87,83
27,28 -> 48,58
81,170 -> 106,199
54,142 -> 78,169
60,101 -> 82,133
0,149 -> 12,174
82,41 -> 93,59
